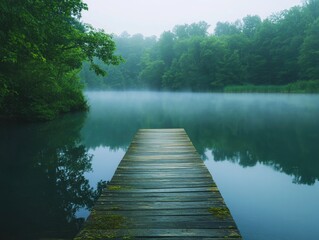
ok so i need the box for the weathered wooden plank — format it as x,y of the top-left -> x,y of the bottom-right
75,129 -> 241,240
130,238 -> 240,240
121,238 -> 240,240
98,196 -> 222,202
105,185 -> 215,190
94,202 -> 227,211
117,161 -> 204,166
84,214 -> 237,229
99,191 -> 223,199
103,187 -> 220,193
111,175 -> 214,180
91,209 -> 221,217
114,168 -> 209,172
109,180 -> 215,185
76,229 -> 241,238
112,174 -> 211,178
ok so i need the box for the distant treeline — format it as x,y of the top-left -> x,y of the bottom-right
81,0 -> 319,92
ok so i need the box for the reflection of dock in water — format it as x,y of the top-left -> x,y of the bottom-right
76,129 -> 242,239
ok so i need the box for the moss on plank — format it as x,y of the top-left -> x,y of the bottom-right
74,210 -> 134,240
107,185 -> 131,191
208,207 -> 231,219
86,210 -> 126,230
75,230 -> 134,240
223,230 -> 241,238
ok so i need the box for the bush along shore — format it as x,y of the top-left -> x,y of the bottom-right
224,80 -> 319,93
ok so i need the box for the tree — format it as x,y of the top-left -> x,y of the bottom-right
0,0 -> 121,120
139,60 -> 165,89
173,21 -> 210,39
242,15 -> 262,37
214,21 -> 242,36
158,31 -> 175,67
199,37 -> 227,88
303,0 -> 319,20
299,18 -> 319,80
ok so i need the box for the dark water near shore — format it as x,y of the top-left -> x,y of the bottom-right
1,91 -> 319,239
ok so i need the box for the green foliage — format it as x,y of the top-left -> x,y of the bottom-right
0,0 -> 120,121
173,21 -> 210,39
242,15 -> 262,37
299,19 -> 319,80
224,80 -> 319,93
139,60 -> 165,89
214,21 -> 242,36
0,74 -> 9,108
285,80 -> 319,93
224,85 -> 285,93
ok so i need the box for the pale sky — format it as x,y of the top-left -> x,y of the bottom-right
82,0 -> 302,37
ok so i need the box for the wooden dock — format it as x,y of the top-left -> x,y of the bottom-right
75,129 -> 242,240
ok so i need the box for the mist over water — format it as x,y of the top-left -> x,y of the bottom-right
83,91 -> 319,185
1,91 -> 319,239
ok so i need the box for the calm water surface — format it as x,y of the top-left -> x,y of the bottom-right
1,91 -> 319,239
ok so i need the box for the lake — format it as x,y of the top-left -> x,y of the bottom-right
1,91 -> 319,240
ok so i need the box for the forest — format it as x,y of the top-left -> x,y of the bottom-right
81,0 -> 319,92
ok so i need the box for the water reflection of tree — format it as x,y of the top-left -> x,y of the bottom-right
0,113 -> 101,239
186,108 -> 319,186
